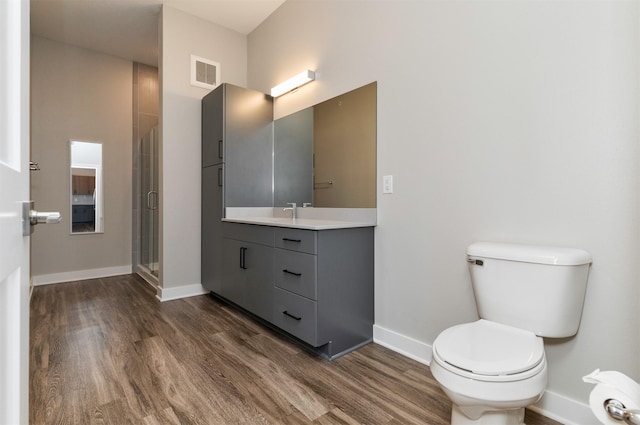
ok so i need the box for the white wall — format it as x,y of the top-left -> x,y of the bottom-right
248,0 -> 640,418
31,36 -> 133,279
159,6 -> 246,295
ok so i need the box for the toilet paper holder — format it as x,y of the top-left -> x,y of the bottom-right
605,399 -> 640,424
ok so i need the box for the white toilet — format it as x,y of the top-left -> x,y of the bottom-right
430,242 -> 591,425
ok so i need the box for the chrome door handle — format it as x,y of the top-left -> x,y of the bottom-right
22,201 -> 61,235
30,210 -> 61,225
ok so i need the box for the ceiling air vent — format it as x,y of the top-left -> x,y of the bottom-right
191,55 -> 220,90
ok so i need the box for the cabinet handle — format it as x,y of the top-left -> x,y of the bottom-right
282,311 -> 302,321
240,247 -> 247,269
218,139 -> 223,159
282,269 -> 302,277
217,167 -> 223,187
282,238 -> 301,243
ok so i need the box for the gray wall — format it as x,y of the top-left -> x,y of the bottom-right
248,0 -> 640,411
31,36 -> 133,278
159,6 -> 247,294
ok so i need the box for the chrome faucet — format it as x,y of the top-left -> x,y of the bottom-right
283,202 -> 297,219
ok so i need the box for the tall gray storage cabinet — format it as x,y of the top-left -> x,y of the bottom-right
201,84 -> 273,293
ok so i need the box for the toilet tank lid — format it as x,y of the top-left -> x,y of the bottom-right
467,242 -> 592,266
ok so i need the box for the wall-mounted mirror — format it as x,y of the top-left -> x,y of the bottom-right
274,82 -> 376,208
70,141 -> 103,233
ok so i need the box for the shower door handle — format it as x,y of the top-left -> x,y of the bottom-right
146,191 -> 158,210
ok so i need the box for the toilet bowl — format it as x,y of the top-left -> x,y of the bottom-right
431,320 -> 547,425
430,242 -> 591,425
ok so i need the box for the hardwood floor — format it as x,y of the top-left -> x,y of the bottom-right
30,274 -> 561,425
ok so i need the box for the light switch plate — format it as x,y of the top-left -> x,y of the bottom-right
383,175 -> 393,194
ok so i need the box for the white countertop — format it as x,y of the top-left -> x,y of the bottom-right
223,207 -> 376,230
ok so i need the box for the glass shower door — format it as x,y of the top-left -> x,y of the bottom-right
140,126 -> 158,278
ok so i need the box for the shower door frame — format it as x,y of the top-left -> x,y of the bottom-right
136,126 -> 159,284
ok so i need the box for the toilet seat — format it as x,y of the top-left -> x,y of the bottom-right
433,320 -> 545,382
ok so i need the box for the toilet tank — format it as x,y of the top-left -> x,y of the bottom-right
467,242 -> 592,338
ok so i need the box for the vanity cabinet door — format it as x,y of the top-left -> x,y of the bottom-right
202,164 -> 223,293
202,85 -> 223,168
244,243 -> 274,322
224,84 -> 274,208
222,238 -> 246,307
221,223 -> 274,322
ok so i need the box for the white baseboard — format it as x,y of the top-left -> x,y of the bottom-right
373,324 -> 432,365
530,390 -> 598,425
372,324 -> 595,425
156,283 -> 208,302
32,265 -> 132,286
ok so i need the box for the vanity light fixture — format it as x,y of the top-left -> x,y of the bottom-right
270,69 -> 316,97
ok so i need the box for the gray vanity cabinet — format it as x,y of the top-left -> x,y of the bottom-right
272,226 -> 374,359
72,204 -> 95,224
214,223 -> 374,359
201,84 -> 273,293
202,83 -> 273,207
216,222 -> 373,359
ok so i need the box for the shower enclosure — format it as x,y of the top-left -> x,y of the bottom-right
137,126 -> 159,281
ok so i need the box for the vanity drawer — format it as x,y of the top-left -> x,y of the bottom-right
273,287 -> 319,346
222,222 -> 274,246
274,249 -> 317,300
274,228 -> 317,254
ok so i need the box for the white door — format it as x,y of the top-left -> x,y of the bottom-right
0,0 -> 31,423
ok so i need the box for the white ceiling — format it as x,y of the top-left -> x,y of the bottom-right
30,0 -> 286,66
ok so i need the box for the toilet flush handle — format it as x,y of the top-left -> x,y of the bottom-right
467,257 -> 484,266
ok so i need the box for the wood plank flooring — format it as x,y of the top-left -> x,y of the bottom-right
30,274 -> 562,424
